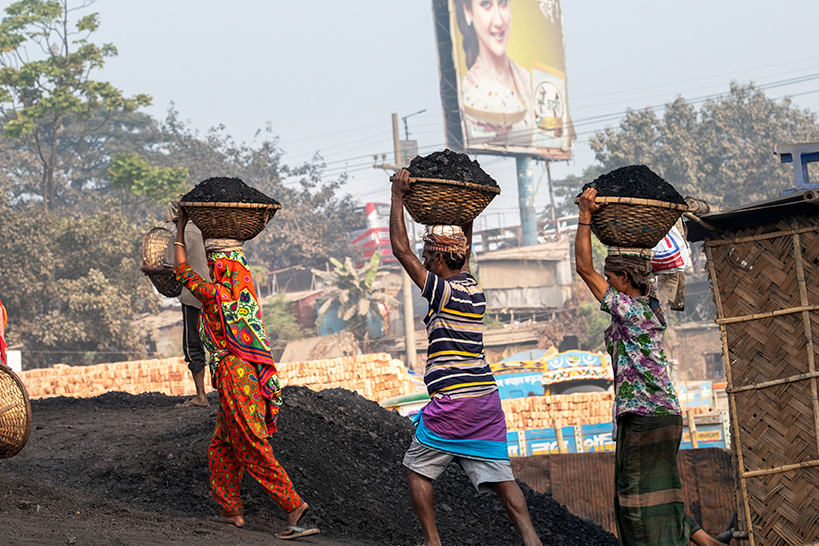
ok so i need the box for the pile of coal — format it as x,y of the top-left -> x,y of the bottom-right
180,176 -> 280,206
16,386 -> 618,546
580,165 -> 685,204
408,149 -> 497,187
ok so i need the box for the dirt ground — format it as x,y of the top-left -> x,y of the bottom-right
0,386 -> 617,546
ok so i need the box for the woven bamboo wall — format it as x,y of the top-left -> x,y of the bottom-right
705,216 -> 819,546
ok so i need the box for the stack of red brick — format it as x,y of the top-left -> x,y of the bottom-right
19,358 -> 212,399
18,353 -> 417,403
501,392 -> 614,431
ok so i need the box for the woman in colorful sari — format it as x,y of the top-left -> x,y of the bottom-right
576,188 -> 726,546
173,206 -> 318,541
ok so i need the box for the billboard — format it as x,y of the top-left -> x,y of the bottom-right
432,0 -> 575,158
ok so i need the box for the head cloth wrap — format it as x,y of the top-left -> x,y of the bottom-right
605,247 -> 666,325
422,225 -> 468,257
205,238 -> 244,258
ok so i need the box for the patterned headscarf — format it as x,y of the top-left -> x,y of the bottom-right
422,225 -> 468,257
605,247 -> 666,325
205,249 -> 281,433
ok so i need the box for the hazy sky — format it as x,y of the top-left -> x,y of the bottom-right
5,0 -> 819,230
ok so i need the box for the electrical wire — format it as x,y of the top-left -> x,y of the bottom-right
303,73 -> 819,193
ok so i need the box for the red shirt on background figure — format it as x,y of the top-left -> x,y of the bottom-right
0,297 -> 8,367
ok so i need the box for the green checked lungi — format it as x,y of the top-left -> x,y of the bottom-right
614,414 -> 702,546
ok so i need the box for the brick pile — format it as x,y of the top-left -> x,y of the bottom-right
501,392 -> 614,431
18,353 -> 416,403
19,358 -> 213,399
276,353 -> 416,401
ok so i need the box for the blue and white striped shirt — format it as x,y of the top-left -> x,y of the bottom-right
422,271 -> 497,398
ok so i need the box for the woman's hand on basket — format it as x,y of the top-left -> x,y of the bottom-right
578,187 -> 604,222
177,204 -> 188,229
390,168 -> 412,198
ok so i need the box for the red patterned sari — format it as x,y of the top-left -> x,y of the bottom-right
177,250 -> 302,516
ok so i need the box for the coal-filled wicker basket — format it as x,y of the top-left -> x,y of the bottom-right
0,366 -> 31,459
141,227 -> 182,298
404,177 -> 501,226
575,196 -> 688,248
182,202 -> 281,241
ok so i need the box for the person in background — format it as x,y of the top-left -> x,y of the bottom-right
141,199 -> 210,407
390,168 -> 542,546
174,206 -> 318,541
0,296 -> 8,367
575,187 -> 728,546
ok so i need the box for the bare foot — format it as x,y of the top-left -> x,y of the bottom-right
287,502 -> 309,527
208,514 -> 244,528
177,396 -> 209,407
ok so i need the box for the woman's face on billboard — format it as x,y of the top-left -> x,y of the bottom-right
465,0 -> 511,60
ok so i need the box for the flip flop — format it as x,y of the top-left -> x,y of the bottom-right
207,515 -> 244,528
276,525 -> 320,540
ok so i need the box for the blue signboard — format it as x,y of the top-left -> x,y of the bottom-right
508,418 -> 726,457
495,372 -> 546,400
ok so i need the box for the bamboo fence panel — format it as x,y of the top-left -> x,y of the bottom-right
705,215 -> 819,546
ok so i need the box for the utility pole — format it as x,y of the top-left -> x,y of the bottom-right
395,114 -> 418,371
401,109 -> 426,140
546,160 -> 561,240
376,113 -> 418,371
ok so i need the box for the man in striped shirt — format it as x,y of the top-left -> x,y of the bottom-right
390,169 -> 542,546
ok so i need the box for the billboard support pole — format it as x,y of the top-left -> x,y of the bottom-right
516,156 -> 538,246
546,160 -> 561,240
392,113 -> 418,371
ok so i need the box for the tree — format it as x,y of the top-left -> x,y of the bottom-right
585,82 -> 819,208
262,294 -> 305,358
0,198 -> 156,368
108,152 -> 189,206
146,111 -> 360,270
540,163 -> 606,221
0,0 -> 151,212
313,252 -> 398,349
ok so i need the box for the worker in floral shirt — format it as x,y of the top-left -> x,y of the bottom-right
575,187 -> 727,546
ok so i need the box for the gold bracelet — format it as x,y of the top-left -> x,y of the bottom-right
174,241 -> 185,247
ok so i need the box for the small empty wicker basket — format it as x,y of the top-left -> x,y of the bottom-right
141,228 -> 182,298
575,196 -> 688,248
404,177 -> 501,226
182,202 -> 281,241
0,366 -> 31,459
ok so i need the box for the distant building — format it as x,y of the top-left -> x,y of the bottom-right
476,240 -> 572,311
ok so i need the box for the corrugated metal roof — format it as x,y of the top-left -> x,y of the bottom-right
686,189 -> 819,241
476,240 -> 570,261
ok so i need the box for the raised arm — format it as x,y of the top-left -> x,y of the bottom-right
575,188 -> 609,302
461,220 -> 473,272
390,169 -> 427,289
174,206 -> 188,268
174,206 -> 218,304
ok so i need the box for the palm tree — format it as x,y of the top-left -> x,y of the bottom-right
313,252 -> 398,351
